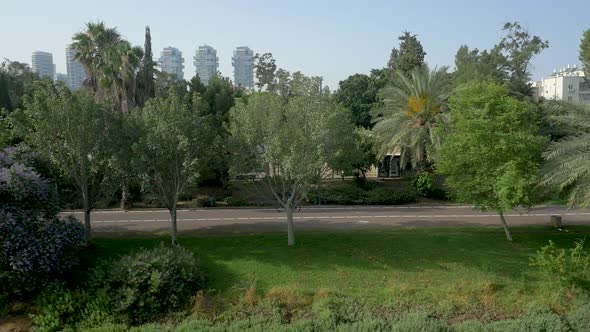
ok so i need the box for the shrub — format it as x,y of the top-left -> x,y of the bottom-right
30,282 -> 82,332
89,244 -> 206,325
312,296 -> 370,326
190,195 -> 212,208
367,188 -> 416,205
412,173 -> 448,199
530,239 -> 590,287
225,196 -> 249,207
567,303 -> 590,331
0,213 -> 84,295
306,185 -> 415,206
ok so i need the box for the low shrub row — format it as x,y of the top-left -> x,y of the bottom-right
306,185 -> 416,205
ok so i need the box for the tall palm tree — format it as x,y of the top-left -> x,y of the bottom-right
542,101 -> 590,207
71,22 -> 122,95
371,65 -> 451,171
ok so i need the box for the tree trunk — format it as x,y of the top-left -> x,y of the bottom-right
498,211 -> 513,241
169,207 -> 178,245
83,201 -> 91,246
286,206 -> 296,246
120,181 -> 132,210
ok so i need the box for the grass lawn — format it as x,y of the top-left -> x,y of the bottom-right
88,225 -> 590,320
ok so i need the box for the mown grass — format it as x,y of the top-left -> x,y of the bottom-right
87,226 -> 590,320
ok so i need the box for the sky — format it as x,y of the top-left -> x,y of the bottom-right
0,0 -> 588,89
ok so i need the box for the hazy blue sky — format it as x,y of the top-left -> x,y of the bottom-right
1,0 -> 588,88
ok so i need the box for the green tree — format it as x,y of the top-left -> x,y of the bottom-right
253,53 -> 277,92
372,65 -> 451,170
336,74 -> 376,128
0,60 -> 39,111
542,101 -> 590,207
229,92 -> 351,246
19,82 -> 117,244
580,29 -> 590,77
453,45 -> 507,86
497,22 -> 549,97
136,26 -> 156,107
388,31 -> 427,78
131,91 -> 216,245
437,82 -> 545,241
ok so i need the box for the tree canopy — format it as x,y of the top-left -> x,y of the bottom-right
388,31 -> 427,78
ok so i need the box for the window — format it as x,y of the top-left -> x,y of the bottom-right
568,84 -> 575,93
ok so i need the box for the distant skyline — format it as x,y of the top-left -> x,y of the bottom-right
1,0 -> 588,89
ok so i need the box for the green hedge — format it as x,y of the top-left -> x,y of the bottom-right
306,185 -> 416,205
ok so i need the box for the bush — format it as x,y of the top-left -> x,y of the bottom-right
30,282 -> 82,332
530,239 -> 590,287
0,213 -> 84,295
225,196 -> 249,207
89,244 -> 206,325
412,173 -> 448,199
567,303 -> 590,331
306,184 -> 415,206
190,195 -> 212,208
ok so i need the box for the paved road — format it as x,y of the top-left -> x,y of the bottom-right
60,205 -> 590,235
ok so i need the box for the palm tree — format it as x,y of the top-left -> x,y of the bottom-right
71,22 -> 122,95
371,65 -> 451,171
542,101 -> 590,207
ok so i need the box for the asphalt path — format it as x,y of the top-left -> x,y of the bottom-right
60,205 -> 590,235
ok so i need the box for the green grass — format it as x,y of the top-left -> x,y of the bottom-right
87,226 -> 590,319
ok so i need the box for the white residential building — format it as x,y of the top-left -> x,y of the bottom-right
193,45 -> 218,85
532,65 -> 590,104
158,47 -> 184,80
31,51 -> 54,79
232,46 -> 254,89
66,46 -> 86,91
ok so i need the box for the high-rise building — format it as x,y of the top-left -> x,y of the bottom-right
193,45 -> 218,85
32,51 -> 54,79
158,47 -> 184,80
532,65 -> 590,105
54,73 -> 67,84
232,46 -> 254,89
66,46 -> 86,91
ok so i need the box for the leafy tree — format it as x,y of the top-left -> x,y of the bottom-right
388,31 -> 427,78
453,45 -> 507,86
229,92 -> 352,246
274,68 -> 291,100
18,82 -> 117,244
253,53 -> 277,92
542,102 -> 590,207
580,29 -> 590,77
131,91 -> 216,245
336,74 -> 375,128
155,71 -> 188,98
497,22 -> 549,97
372,65 -> 451,171
188,75 -> 207,96
437,82 -> 545,241
0,60 -> 39,111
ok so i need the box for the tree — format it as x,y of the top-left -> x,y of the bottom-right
19,82 -> 116,244
388,31 -> 427,78
0,60 -> 39,111
229,92 -> 352,246
497,22 -> 549,97
453,45 -> 507,86
131,91 -> 216,245
253,53 -> 277,92
542,101 -> 590,207
136,26 -> 156,107
437,82 -> 545,241
580,29 -> 590,78
335,74 -> 375,128
372,65 -> 451,171
274,68 -> 291,100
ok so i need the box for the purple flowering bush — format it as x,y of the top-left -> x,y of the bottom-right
0,145 -> 84,296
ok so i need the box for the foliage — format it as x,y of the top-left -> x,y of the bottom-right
18,82 -> 117,243
388,31 -> 427,78
131,90 -> 216,244
335,74 -> 378,128
453,45 -> 507,86
413,173 -> 434,197
88,244 -> 205,326
229,91 -> 354,245
30,283 -> 83,332
306,184 -> 415,205
542,102 -> 590,207
437,82 -> 545,240
438,82 -> 544,210
253,53 -> 277,92
0,146 -> 59,218
372,65 -> 451,169
530,239 -> 590,287
0,213 -> 84,295
0,59 -> 38,112
580,29 -> 590,78
225,196 -> 249,207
